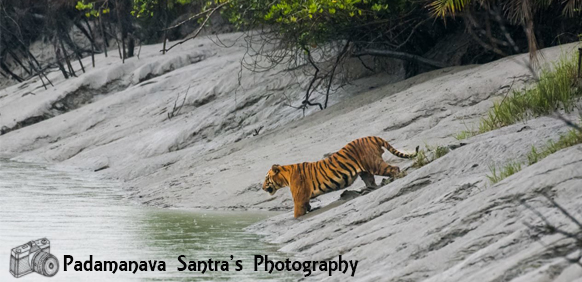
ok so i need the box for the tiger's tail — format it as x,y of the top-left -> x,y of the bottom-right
376,137 -> 419,159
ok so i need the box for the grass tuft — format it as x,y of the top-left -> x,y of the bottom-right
487,162 -> 522,184
454,121 -> 478,140
527,128 -> 582,165
412,144 -> 450,168
477,52 -> 581,134
454,130 -> 474,140
487,126 -> 582,184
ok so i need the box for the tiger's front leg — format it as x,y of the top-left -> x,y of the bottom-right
293,201 -> 309,218
290,180 -> 311,218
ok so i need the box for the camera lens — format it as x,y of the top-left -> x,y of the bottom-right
32,251 -> 59,277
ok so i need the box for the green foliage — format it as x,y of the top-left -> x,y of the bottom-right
131,0 -> 194,18
427,0 -> 468,18
76,0 -> 192,19
527,128 -> 582,165
428,0 -> 581,21
487,162 -> 522,184
526,146 -> 540,165
75,1 -> 110,17
216,0 -> 414,47
132,0 -> 156,17
413,149 -> 429,168
475,52 -> 580,134
454,130 -> 474,140
487,125 -> 582,184
75,1 -> 93,11
454,121 -> 478,140
412,144 -> 450,168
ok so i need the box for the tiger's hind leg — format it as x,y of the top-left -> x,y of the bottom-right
380,178 -> 394,186
359,172 -> 379,195
362,160 -> 401,194
360,172 -> 378,188
379,170 -> 407,186
371,161 -> 401,178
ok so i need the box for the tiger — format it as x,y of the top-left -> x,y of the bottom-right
262,136 -> 419,218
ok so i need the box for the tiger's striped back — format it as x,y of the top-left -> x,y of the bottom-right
262,136 -> 418,217
303,136 -> 417,198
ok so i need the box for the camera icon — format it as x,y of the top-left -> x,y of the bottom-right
9,238 -> 59,278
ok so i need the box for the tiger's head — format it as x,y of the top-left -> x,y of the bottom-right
263,164 -> 286,196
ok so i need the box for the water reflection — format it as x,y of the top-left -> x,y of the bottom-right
0,160 -> 297,281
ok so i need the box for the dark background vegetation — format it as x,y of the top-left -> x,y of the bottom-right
0,0 -> 580,107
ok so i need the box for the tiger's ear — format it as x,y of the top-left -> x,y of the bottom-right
272,164 -> 281,174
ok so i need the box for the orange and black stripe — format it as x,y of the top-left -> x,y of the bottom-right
263,136 -> 418,217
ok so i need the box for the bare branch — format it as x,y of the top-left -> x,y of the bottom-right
325,40 -> 351,108
161,2 -> 229,53
162,1 -> 230,31
302,46 -> 323,110
352,48 -> 447,69
167,85 -> 191,120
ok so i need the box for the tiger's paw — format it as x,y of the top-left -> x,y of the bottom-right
380,178 -> 393,186
394,170 -> 407,179
359,187 -> 377,195
340,190 -> 362,200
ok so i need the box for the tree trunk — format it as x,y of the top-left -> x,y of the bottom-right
83,17 -> 96,67
137,39 -> 142,59
98,11 -> 109,57
22,51 -> 48,89
162,0 -> 168,54
26,49 -> 43,72
8,49 -> 31,75
109,15 -> 123,60
118,0 -> 134,58
0,61 -> 23,82
74,19 -> 95,46
127,36 -> 134,58
62,32 -> 86,73
115,0 -> 126,62
59,36 -> 76,77
53,36 -> 69,79
23,39 -> 53,87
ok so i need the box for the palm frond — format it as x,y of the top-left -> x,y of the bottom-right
562,0 -> 582,17
427,0 -> 472,18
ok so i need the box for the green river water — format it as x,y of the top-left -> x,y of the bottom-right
0,160 -> 298,281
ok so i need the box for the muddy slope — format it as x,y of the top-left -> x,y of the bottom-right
1,30 -> 581,282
